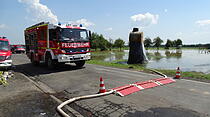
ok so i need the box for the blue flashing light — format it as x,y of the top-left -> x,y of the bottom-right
58,22 -> 61,26
79,24 -> 83,27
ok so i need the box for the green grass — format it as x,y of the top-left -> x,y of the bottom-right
158,69 -> 210,80
87,60 -> 145,71
87,60 -> 210,81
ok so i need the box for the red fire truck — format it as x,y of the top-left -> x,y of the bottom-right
0,37 -> 12,69
11,45 -> 26,54
24,22 -> 91,68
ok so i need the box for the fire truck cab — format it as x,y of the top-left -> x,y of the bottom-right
24,22 -> 91,68
0,37 -> 12,69
11,45 -> 26,54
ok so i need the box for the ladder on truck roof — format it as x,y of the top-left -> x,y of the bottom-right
26,22 -> 49,30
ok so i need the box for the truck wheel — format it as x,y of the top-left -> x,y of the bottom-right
46,55 -> 57,69
75,61 -> 85,67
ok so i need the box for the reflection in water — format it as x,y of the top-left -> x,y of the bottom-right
154,52 -> 161,56
115,52 -> 125,60
153,52 -> 162,62
91,49 -> 210,74
165,50 -> 182,59
146,52 -> 152,60
92,51 -> 126,62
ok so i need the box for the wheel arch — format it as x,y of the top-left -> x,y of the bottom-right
44,49 -> 57,61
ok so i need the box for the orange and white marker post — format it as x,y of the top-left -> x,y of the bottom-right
99,77 -> 106,93
175,67 -> 181,79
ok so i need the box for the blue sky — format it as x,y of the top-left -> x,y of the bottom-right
0,0 -> 210,44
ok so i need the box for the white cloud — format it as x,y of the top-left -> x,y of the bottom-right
196,20 -> 210,26
131,12 -> 159,27
105,27 -> 113,31
164,9 -> 168,13
0,24 -> 6,29
75,19 -> 95,27
18,0 -> 58,24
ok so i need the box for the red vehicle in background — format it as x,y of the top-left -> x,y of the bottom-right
11,45 -> 25,54
0,37 -> 12,69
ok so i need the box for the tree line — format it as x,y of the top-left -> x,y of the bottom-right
90,32 -> 125,51
182,44 -> 210,49
90,33 -> 185,51
144,37 -> 183,50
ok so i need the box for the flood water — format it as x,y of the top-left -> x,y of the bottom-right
91,49 -> 210,74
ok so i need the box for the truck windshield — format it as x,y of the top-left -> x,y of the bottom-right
0,40 -> 9,51
60,28 -> 89,42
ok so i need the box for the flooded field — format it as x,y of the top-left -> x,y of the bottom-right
91,49 -> 210,74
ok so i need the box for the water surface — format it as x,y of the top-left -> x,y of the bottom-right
91,49 -> 210,74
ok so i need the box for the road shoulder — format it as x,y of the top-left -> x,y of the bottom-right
0,72 -> 60,117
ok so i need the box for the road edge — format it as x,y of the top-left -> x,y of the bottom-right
18,72 -> 84,117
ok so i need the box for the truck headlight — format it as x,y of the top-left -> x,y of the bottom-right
60,56 -> 68,60
61,50 -> 66,53
84,55 -> 90,58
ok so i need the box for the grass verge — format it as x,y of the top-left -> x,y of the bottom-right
87,60 -> 210,81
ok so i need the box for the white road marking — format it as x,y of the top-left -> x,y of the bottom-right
96,68 -> 159,78
182,79 -> 210,85
89,64 -> 160,77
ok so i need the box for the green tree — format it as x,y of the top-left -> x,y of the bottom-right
172,40 -> 176,47
176,39 -> 183,46
107,38 -> 113,51
114,38 -> 125,51
153,37 -> 163,50
173,39 -> 183,49
90,32 -> 109,51
144,37 -> 153,49
165,39 -> 173,49
90,32 -> 99,51
98,34 -> 108,51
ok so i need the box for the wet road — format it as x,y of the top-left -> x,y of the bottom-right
12,54 -> 210,117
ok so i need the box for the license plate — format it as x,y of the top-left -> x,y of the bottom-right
73,55 -> 81,58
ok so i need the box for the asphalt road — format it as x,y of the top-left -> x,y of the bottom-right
0,72 -> 60,117
12,54 -> 210,117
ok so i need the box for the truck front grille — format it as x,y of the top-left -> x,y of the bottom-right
63,48 -> 88,54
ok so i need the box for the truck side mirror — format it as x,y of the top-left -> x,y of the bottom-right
88,30 -> 92,40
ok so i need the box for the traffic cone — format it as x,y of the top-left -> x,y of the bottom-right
175,67 -> 181,79
99,77 -> 106,93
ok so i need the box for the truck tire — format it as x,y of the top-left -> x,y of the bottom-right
75,60 -> 85,67
46,55 -> 57,69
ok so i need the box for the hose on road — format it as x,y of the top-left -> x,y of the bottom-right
57,69 -> 168,117
148,68 -> 168,78
57,90 -> 115,117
